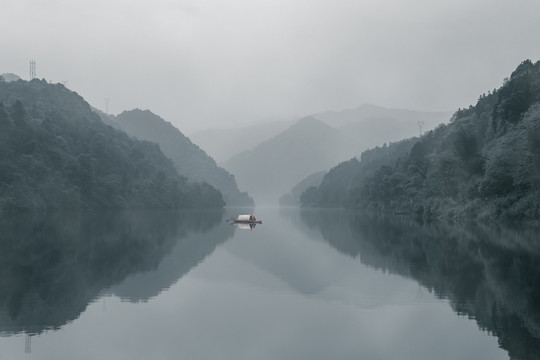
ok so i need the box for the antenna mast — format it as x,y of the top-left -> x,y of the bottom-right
417,120 -> 424,137
29,60 -> 36,79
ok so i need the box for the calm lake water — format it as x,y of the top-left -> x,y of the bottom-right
1,207 -> 539,359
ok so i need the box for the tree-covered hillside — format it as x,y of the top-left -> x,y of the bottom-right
110,109 -> 253,206
301,60 -> 540,220
0,79 -> 224,210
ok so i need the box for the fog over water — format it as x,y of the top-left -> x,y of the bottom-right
2,0 -> 540,132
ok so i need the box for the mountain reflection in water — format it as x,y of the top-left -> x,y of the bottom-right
296,208 -> 540,360
0,209 -> 229,336
1,207 -> 539,359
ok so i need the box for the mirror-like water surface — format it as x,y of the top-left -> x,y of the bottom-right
0,207 -> 539,359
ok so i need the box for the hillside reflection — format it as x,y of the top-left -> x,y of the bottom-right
299,209 -> 540,360
0,209 -> 230,336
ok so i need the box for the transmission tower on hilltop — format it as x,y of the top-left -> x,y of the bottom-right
29,60 -> 36,79
417,120 -> 424,137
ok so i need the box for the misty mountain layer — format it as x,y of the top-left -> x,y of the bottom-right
313,103 -> 451,127
0,79 -> 224,210
223,117 -> 358,204
301,59 -> 540,220
110,109 -> 253,206
208,105 -> 450,205
312,104 -> 453,150
189,120 -> 293,164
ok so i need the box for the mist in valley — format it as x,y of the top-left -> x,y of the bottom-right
3,1 -> 540,359
4,1 -> 540,206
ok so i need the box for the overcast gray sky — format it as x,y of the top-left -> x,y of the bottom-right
2,0 -> 540,133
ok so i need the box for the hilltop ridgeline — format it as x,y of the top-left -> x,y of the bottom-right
300,59 -> 540,220
0,79 -> 224,210
189,120 -> 293,164
106,109 -> 253,207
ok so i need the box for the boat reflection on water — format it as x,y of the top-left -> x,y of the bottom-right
236,223 -> 258,231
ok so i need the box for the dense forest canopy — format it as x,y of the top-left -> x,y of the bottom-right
301,59 -> 540,220
0,79 -> 224,211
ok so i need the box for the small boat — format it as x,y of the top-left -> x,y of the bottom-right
226,212 -> 262,224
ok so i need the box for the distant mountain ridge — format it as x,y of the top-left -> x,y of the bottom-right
191,105 -> 452,165
223,116 -> 358,204
312,104 -> 453,151
110,109 -> 253,206
312,103 -> 452,127
189,120 -> 293,163
190,104 -> 451,205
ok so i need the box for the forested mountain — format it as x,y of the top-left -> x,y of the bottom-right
189,120 -> 293,163
223,117 -> 358,204
300,139 -> 417,208
109,109 -> 253,206
301,60 -> 540,220
274,104 -> 452,206
0,79 -> 224,210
